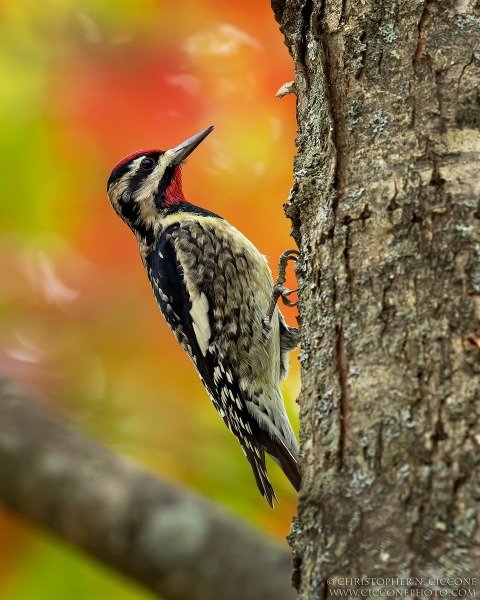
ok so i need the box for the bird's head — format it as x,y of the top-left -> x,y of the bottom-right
107,126 -> 214,241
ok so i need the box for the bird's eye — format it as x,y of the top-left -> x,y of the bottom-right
139,157 -> 156,172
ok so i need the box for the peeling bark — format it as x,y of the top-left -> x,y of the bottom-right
272,0 -> 480,595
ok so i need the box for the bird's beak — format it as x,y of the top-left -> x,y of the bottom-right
167,126 -> 214,167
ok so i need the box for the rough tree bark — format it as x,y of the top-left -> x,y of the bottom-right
272,0 -> 480,595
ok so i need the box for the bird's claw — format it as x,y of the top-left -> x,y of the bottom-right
266,249 -> 299,322
275,285 -> 298,308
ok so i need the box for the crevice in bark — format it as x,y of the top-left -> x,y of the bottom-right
344,225 -> 353,299
413,0 -> 434,69
457,52 -> 474,93
373,422 -> 383,472
335,322 -> 348,468
300,0 -> 314,88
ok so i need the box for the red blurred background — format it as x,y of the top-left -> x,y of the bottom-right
0,1 -> 299,597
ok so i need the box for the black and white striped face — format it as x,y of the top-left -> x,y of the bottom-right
106,126 -> 214,239
107,149 -> 180,237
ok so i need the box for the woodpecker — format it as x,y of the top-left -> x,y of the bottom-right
107,126 -> 301,506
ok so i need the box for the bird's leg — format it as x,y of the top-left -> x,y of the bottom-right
266,249 -> 299,323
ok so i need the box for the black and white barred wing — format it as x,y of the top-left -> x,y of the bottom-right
145,227 -> 277,505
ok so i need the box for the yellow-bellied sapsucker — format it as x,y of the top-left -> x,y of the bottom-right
107,126 -> 300,506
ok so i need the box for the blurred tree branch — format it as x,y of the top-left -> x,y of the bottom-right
0,377 -> 295,600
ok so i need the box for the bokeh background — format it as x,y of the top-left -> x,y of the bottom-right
0,1 -> 299,598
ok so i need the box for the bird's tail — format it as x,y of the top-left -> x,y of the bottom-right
241,440 -> 277,507
258,428 -> 301,492
246,390 -> 301,496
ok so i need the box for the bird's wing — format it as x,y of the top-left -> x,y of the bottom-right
146,226 -> 277,506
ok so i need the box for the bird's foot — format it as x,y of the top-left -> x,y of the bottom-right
266,249 -> 299,323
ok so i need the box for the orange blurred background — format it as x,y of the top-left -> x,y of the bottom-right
0,1 -> 299,597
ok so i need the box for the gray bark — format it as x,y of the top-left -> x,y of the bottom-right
0,377 -> 295,600
272,0 -> 480,595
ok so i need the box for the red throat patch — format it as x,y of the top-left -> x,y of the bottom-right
165,167 -> 186,205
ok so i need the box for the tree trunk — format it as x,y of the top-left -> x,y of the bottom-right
272,0 -> 480,595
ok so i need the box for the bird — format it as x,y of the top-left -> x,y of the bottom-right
106,126 -> 301,506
